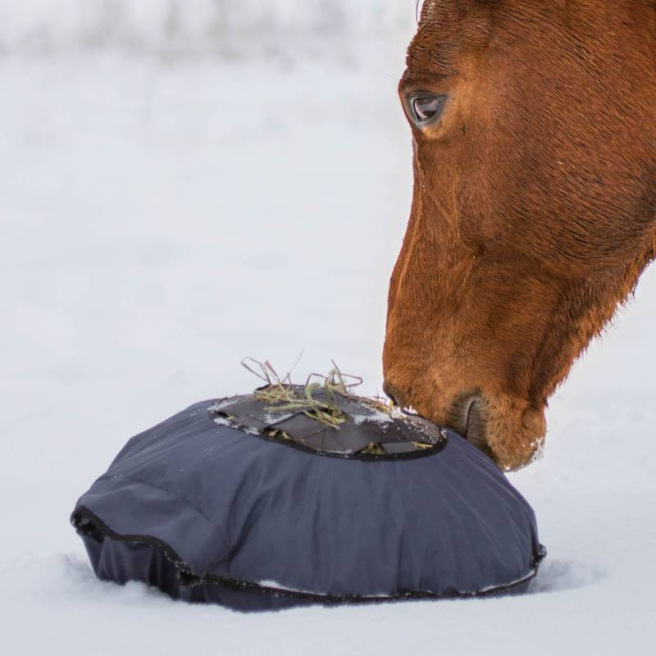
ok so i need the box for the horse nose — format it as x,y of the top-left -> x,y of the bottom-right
455,395 -> 489,452
383,381 -> 403,407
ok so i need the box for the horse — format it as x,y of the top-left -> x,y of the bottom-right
383,0 -> 656,470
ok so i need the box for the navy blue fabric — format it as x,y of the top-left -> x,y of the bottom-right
72,400 -> 545,610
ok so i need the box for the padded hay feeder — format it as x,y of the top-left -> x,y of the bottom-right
71,380 -> 546,611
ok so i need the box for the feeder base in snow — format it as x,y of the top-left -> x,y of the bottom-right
72,389 -> 546,611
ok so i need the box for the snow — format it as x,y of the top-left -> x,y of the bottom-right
351,408 -> 393,425
2,34 -> 656,656
212,415 -> 236,428
256,580 -> 328,596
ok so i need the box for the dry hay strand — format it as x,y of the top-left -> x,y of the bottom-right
241,357 -> 392,431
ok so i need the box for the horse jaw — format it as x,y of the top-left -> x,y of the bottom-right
383,248 -> 648,470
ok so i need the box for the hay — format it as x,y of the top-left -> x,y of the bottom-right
233,359 -> 447,455
242,358 -> 369,429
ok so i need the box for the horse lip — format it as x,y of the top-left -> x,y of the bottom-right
382,381 -> 402,407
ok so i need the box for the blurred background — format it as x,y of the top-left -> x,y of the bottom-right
0,1 -> 417,54
1,1 -> 421,485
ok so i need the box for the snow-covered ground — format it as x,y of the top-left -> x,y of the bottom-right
2,43 -> 656,655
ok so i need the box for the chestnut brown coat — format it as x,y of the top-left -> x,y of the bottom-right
383,0 -> 656,469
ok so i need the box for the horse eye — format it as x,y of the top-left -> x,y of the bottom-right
410,95 -> 446,125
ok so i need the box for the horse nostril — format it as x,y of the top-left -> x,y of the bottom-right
451,394 -> 488,450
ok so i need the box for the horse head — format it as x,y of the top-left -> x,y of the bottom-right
384,0 -> 656,469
